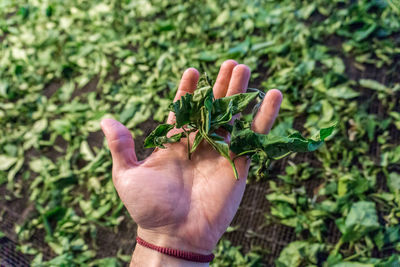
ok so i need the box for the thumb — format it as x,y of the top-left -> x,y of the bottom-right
101,118 -> 138,170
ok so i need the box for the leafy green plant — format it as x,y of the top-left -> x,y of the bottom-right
211,240 -> 263,267
144,75 -> 335,178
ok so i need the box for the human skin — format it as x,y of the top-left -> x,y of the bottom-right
101,60 -> 283,267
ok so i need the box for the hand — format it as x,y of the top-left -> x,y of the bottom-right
101,60 -> 282,266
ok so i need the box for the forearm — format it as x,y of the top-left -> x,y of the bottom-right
131,244 -> 209,267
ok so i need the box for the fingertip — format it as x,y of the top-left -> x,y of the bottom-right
101,118 -> 115,135
226,64 -> 251,96
101,117 -> 118,129
266,89 -> 283,98
213,60 -> 238,99
232,64 -> 251,78
101,118 -> 137,168
184,67 -> 200,79
266,89 -> 283,108
221,59 -> 238,69
180,67 -> 200,89
174,67 -> 200,102
100,118 -> 131,141
251,89 -> 283,134
100,118 -> 114,129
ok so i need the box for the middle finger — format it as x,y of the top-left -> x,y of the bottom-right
226,64 -> 251,96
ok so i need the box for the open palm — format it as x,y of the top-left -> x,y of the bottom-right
101,60 -> 283,256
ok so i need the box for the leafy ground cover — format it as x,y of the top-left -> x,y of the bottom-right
0,0 -> 399,266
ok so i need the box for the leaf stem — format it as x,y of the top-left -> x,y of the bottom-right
232,149 -> 259,161
333,238 -> 343,255
265,158 -> 271,169
182,127 -> 191,160
342,248 -> 368,261
247,87 -> 265,99
201,129 -> 239,179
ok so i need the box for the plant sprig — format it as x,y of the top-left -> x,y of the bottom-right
144,75 -> 336,179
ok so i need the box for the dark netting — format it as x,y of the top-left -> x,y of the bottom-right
222,155 -> 327,265
0,206 -> 52,264
0,237 -> 30,267
224,178 -> 296,265
0,209 -> 30,267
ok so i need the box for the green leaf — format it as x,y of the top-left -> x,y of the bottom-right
354,24 -> 377,42
33,118 -> 48,133
275,241 -> 325,267
326,86 -> 360,99
341,201 -> 380,242
202,92 -> 213,134
7,157 -> 24,186
80,141 -> 95,161
213,91 -> 258,118
202,130 -> 238,179
190,131 -> 204,154
90,257 -> 120,267
359,79 -> 389,93
170,93 -> 194,128
227,38 -> 250,57
315,122 -> 337,140
332,263 -> 374,267
144,124 -> 178,148
230,120 -> 335,160
212,239 -> 262,266
0,155 -> 18,171
374,255 -> 400,267
198,51 -> 218,62
374,226 -> 400,250
169,86 -> 213,128
211,99 -> 233,127
387,172 -> 400,193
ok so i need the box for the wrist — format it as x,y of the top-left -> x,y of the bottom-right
131,241 -> 209,267
137,227 -> 215,254
131,227 -> 214,267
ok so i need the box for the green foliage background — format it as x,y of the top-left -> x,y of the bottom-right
0,0 -> 399,266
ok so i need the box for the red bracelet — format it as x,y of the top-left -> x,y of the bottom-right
136,236 -> 215,263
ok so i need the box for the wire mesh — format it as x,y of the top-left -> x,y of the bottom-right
0,236 -> 30,267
